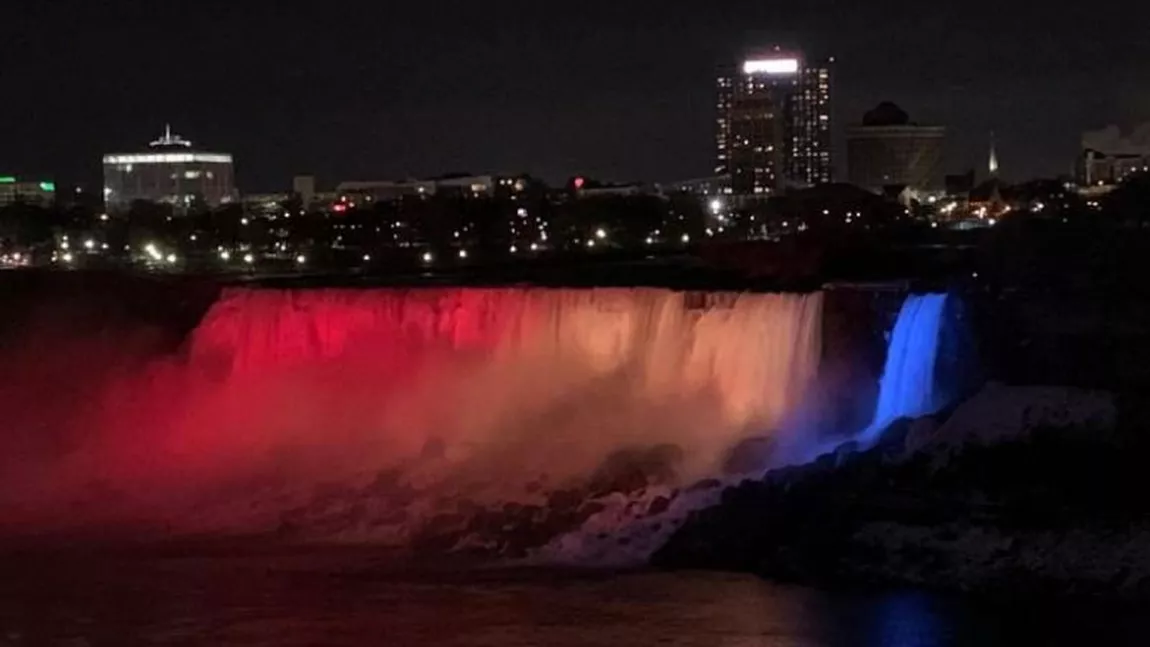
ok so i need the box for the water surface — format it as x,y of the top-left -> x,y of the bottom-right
0,550 -> 1145,646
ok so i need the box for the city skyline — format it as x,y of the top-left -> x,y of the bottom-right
1,0 -> 1147,192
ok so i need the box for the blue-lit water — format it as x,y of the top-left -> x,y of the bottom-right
859,293 -> 949,446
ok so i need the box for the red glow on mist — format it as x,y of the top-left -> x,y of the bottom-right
0,285 -> 825,537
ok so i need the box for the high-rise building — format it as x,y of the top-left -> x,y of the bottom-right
102,125 -> 236,212
846,102 -> 946,194
715,51 -> 833,197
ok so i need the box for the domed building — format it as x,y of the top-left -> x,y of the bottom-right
847,102 -> 945,196
102,125 -> 236,213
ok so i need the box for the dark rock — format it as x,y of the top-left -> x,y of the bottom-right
579,501 -> 607,517
589,446 -> 678,496
654,425 -> 1150,601
689,478 -> 722,492
546,488 -> 586,513
275,519 -> 300,539
424,512 -> 466,536
833,441 -> 860,467
723,436 -> 776,475
647,496 -> 672,517
873,418 -> 913,454
647,444 -> 686,481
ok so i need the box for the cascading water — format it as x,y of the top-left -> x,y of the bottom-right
0,286 -> 826,559
857,293 -> 949,446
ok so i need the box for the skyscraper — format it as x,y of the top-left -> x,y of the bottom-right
715,51 -> 833,197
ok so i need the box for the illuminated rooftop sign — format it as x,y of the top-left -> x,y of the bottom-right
0,176 -> 14,183
103,153 -> 233,165
742,58 -> 800,75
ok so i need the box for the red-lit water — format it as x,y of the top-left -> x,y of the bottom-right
0,287 -> 823,555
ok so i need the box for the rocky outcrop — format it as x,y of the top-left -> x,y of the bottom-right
263,442 -> 729,565
653,385 -> 1150,599
904,383 -> 1116,457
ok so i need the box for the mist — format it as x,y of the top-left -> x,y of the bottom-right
0,286 -> 825,543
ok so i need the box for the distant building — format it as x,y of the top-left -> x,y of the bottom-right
576,184 -> 651,199
846,102 -> 945,195
334,174 -> 531,203
292,175 -> 316,208
715,50 -> 833,197
241,193 -> 291,216
0,176 -> 56,207
1078,123 -> 1150,188
661,175 -> 727,196
102,125 -> 236,212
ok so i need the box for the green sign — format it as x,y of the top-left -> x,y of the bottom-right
39,182 -> 55,192
0,176 -> 14,183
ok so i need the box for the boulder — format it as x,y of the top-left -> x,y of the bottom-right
722,436 -> 776,475
589,445 -> 684,496
905,383 -> 1116,457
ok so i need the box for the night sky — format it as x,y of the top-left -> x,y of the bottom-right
2,0 -> 1147,192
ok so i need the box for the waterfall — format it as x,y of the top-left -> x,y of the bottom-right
0,286 -> 827,547
858,293 -> 949,446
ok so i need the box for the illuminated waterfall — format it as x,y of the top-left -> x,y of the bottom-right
858,293 -> 949,446
0,287 -> 827,541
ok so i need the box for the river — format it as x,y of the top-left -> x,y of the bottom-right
0,549 -> 1146,646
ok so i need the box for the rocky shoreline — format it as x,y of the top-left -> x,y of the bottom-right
652,384 -> 1150,599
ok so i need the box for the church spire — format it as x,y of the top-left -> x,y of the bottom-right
988,131 -> 1000,178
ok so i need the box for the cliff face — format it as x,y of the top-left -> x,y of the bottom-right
653,385 -> 1150,599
